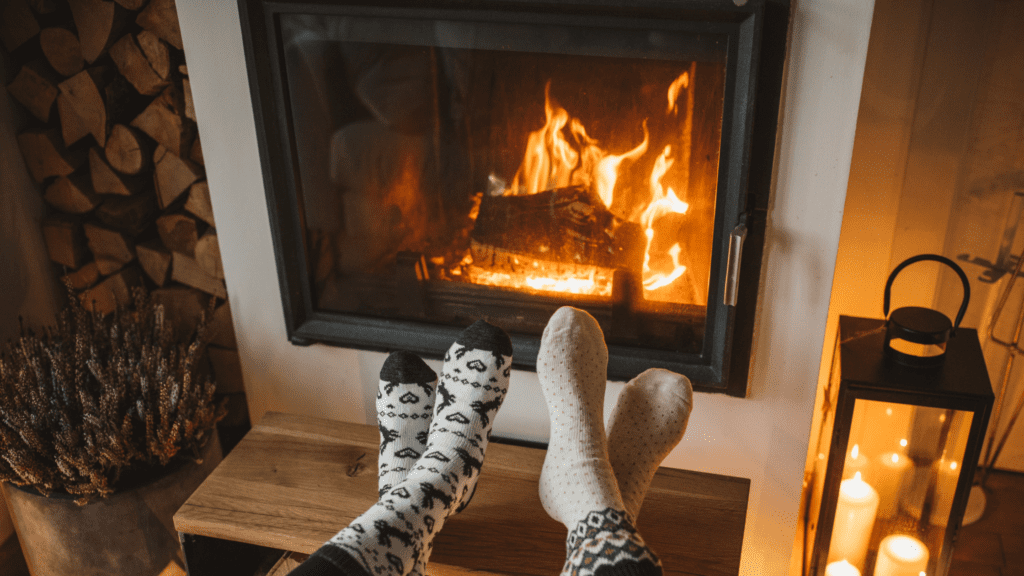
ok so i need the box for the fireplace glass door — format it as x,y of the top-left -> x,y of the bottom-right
241,1 -> 780,393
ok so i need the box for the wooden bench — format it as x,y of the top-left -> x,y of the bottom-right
174,412 -> 749,575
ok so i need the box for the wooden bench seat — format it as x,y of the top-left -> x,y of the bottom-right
174,412 -> 748,576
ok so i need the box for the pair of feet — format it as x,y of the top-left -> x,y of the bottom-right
291,307 -> 692,576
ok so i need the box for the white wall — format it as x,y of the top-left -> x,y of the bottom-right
175,1 -> 875,574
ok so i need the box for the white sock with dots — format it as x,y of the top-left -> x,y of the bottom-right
606,368 -> 692,523
537,306 -> 661,576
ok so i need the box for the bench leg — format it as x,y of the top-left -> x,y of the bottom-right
179,532 -> 282,576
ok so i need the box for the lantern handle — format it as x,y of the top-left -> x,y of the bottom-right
883,254 -> 971,334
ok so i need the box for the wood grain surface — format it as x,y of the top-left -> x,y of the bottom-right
175,412 -> 748,576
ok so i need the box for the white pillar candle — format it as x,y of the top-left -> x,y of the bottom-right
826,559 -> 862,576
828,472 -> 880,571
874,452 -> 910,519
930,459 -> 960,526
844,444 -> 871,480
874,534 -> 928,576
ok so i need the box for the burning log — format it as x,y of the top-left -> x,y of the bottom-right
470,185 -> 645,272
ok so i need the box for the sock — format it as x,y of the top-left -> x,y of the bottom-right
291,320 -> 513,576
537,307 -> 662,576
376,351 -> 437,576
606,368 -> 693,523
377,351 -> 438,498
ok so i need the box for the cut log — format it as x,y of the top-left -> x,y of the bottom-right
113,0 -> 146,9
105,123 -> 151,175
184,181 -> 215,225
79,267 -> 141,314
136,31 -> 170,81
17,128 -> 85,182
95,194 -> 155,236
57,92 -> 91,146
189,134 -> 204,165
156,213 -> 198,255
109,33 -> 169,96
42,215 -> 88,269
1,0 -> 40,52
171,252 -> 226,299
90,147 -> 139,196
195,231 -> 224,280
153,145 -> 201,207
178,64 -> 188,76
471,186 -> 646,271
69,0 -> 125,64
207,302 -> 237,349
136,0 -> 182,50
182,78 -> 195,121
62,261 -> 100,290
40,28 -> 84,77
208,346 -> 244,394
151,287 -> 208,342
83,222 -> 135,275
137,241 -> 172,286
6,63 -> 59,123
131,85 -> 193,157
44,173 -> 101,214
58,68 -> 108,146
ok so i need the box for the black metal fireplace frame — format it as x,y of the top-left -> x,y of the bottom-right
238,0 -> 788,396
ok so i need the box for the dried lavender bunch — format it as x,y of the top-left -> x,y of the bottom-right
0,288 -> 226,504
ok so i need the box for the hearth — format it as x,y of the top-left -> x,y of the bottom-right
238,0 -> 787,395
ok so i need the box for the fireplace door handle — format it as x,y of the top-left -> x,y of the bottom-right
724,222 -> 748,306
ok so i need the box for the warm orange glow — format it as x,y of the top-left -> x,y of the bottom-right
851,444 -> 860,459
667,71 -> 689,114
487,70 -> 702,300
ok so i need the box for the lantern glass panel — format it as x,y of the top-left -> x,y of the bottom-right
828,398 -> 973,576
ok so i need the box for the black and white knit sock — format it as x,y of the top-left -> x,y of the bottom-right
289,320 -> 513,576
537,307 -> 662,576
376,351 -> 437,576
377,351 -> 437,498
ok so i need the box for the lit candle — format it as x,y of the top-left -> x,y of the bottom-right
930,459 -> 960,526
826,559 -> 862,576
874,451 -> 910,519
828,472 -> 879,571
844,444 -> 871,480
873,534 -> 928,576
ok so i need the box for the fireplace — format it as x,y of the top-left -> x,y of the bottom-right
238,0 -> 787,395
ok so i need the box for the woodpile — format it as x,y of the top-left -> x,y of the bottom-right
4,0 -> 249,448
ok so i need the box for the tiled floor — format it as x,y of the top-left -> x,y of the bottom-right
2,470 -> 1022,576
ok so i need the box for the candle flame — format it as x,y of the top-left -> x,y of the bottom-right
900,438 -> 908,447
851,444 -> 860,459
950,461 -> 958,470
854,471 -> 862,481
891,453 -> 900,464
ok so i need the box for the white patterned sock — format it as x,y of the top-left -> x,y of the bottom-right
377,351 -> 437,498
536,307 -> 662,576
607,368 -> 692,523
291,320 -> 513,576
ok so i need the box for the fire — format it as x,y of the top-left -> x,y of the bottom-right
464,256 -> 614,297
493,70 -> 698,301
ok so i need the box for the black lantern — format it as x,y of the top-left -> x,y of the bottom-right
805,255 -> 994,576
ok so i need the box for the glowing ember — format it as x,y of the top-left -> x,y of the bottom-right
465,261 -> 613,297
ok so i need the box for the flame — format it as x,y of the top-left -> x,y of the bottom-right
463,257 -> 614,297
667,71 -> 689,114
851,444 -> 860,459
493,70 -> 699,299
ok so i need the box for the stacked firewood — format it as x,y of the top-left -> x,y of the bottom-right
2,0 -> 249,448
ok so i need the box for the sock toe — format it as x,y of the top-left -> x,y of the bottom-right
380,350 -> 437,384
455,319 -> 513,357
